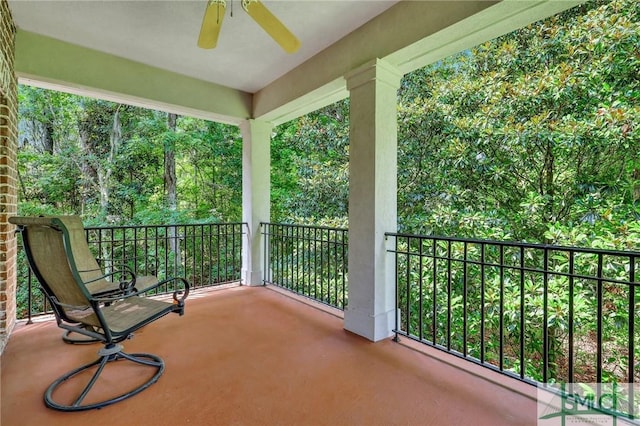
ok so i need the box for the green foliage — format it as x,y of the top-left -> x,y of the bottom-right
397,0 -> 640,246
272,100 -> 350,223
270,1 -> 639,250
175,118 -> 243,221
17,91 -> 241,223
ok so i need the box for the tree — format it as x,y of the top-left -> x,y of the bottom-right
272,100 -> 350,226
17,87 -> 243,224
176,118 -> 242,221
397,0 -> 639,246
17,86 -> 79,154
77,100 -> 125,218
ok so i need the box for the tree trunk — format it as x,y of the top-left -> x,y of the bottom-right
165,113 -> 180,262
78,125 -> 94,213
165,113 -> 178,212
77,104 -> 122,219
42,120 -> 55,154
41,101 -> 56,154
99,105 -> 122,217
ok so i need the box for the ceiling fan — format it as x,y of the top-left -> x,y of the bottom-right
198,0 -> 301,53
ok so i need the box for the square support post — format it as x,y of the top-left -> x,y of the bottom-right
344,59 -> 401,342
240,119 -> 272,286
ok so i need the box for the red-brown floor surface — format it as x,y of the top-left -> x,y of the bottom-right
1,285 -> 537,426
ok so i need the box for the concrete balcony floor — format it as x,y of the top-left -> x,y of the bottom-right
2,285 -> 537,425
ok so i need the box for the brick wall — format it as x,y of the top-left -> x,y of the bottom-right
0,0 -> 18,354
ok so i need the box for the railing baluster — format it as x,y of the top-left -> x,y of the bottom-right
306,227 -> 311,300
629,255 -> 635,385
277,224 -> 281,285
419,237 -> 424,342
568,250 -> 575,383
596,252 -> 603,384
224,224 -> 229,282
321,227 -> 325,301
405,237 -> 411,337
301,226 -> 306,296
542,248 -> 549,383
394,233 -> 400,341
154,227 -> 159,280
133,227 -> 138,273
216,224 -> 222,284
342,229 -> 347,309
109,228 -> 114,270
333,230 -> 338,307
192,226 -> 197,284
463,242 -> 468,358
432,238 -> 437,345
447,240 -> 452,351
262,223 -> 267,284
314,227 -> 318,301
143,226 -> 148,275
480,243 -> 485,364
208,224 -> 213,286
629,256 -> 636,419
499,244 -> 504,371
164,226 -> 170,290
519,246 -> 525,379
298,227 -> 303,295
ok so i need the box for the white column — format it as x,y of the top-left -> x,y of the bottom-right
240,119 -> 272,286
344,59 -> 401,342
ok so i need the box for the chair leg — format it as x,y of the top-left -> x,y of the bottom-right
44,344 -> 165,411
61,328 -> 102,345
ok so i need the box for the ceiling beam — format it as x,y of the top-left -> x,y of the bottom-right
254,0 -> 584,126
253,1 -> 497,124
15,30 -> 252,125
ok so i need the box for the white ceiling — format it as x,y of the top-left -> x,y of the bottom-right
9,0 -> 399,93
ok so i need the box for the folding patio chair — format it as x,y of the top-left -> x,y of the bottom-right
10,215 -> 190,411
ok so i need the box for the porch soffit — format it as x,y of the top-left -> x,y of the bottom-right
11,1 -> 584,127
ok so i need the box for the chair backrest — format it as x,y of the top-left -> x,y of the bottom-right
55,216 -> 106,285
10,216 -> 100,326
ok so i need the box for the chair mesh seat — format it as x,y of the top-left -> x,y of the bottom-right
102,297 -> 175,334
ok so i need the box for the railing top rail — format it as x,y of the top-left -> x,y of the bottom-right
85,222 -> 248,231
385,231 -> 640,257
261,222 -> 348,232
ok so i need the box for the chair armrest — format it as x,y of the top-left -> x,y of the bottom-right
91,260 -> 159,293
91,277 -> 190,313
82,268 -> 138,294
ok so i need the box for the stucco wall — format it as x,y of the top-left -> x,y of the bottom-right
0,0 -> 18,354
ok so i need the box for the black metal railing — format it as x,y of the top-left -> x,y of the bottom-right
262,222 -> 348,310
386,233 -> 640,390
17,222 -> 246,321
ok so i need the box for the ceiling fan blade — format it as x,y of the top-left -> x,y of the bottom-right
242,0 -> 300,54
198,0 -> 226,49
